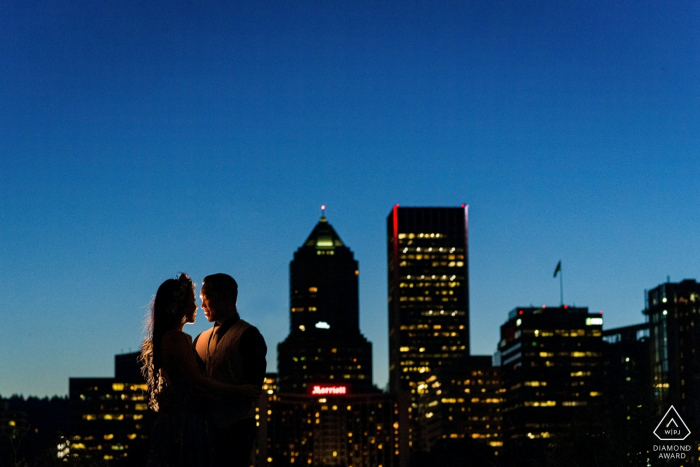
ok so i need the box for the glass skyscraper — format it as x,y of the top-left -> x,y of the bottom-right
645,279 -> 700,427
387,206 -> 470,394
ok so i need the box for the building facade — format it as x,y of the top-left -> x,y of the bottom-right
498,306 -> 604,454
645,279 -> 700,427
415,355 -> 503,455
601,323 -> 651,427
258,386 -> 409,467
68,352 -> 153,465
387,206 -> 470,394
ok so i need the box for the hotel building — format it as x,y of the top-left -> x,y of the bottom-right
266,213 -> 409,466
278,213 -> 373,393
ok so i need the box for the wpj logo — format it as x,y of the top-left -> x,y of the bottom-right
653,406 -> 690,441
651,406 -> 692,461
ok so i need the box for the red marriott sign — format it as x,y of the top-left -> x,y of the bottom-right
310,385 -> 348,396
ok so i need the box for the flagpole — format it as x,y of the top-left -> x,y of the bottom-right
560,267 -> 563,307
554,261 -> 563,307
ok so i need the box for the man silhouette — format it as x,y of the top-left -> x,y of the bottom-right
195,273 -> 267,467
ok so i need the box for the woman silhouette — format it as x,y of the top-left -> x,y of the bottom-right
140,273 -> 260,467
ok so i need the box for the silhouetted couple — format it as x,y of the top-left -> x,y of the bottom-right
140,273 -> 267,467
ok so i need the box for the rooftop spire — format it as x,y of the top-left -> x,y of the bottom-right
303,209 -> 344,248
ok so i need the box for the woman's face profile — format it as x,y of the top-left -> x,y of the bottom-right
184,290 -> 197,324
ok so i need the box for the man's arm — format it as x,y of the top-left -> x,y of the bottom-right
163,331 -> 260,402
239,327 -> 267,387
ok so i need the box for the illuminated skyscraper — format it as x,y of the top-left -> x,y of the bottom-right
277,213 -> 373,393
645,279 -> 700,426
498,306 -> 603,457
387,206 -> 470,394
267,213 -> 409,467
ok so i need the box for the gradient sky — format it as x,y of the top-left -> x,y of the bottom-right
1,0 -> 699,397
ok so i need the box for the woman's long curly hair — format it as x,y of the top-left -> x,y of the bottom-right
139,273 -> 195,411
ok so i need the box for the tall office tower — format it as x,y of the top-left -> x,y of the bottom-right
645,279 -> 700,426
498,306 -> 603,458
278,213 -> 373,394
601,323 -> 651,428
387,206 -> 470,394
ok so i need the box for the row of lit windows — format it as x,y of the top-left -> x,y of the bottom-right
400,351 -> 464,362
72,433 -> 140,443
652,294 -> 698,306
537,351 -> 602,358
400,324 -> 464,331
77,394 -> 146,403
403,331 -> 463,340
82,413 -> 145,421
419,309 -> 464,315
400,296 -> 461,303
111,383 -> 148,392
523,401 -> 556,407
397,233 -> 445,239
399,281 -> 462,289
403,367 -> 431,373
69,443 -> 128,450
452,377 -> 500,385
400,256 -> 464,264
404,274 -> 462,281
513,329 -> 602,338
527,360 -> 594,368
291,307 -> 318,312
399,261 -> 464,268
401,246 -> 461,255
401,290 -> 457,297
461,387 -> 501,394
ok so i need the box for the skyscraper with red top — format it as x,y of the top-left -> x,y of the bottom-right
387,206 -> 470,394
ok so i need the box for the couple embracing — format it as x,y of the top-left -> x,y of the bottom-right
140,273 -> 267,467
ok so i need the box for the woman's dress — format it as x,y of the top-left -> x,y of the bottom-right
147,337 -> 213,467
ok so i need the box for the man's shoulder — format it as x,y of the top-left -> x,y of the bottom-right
240,323 -> 267,355
194,327 -> 214,360
240,322 -> 264,340
194,326 -> 214,343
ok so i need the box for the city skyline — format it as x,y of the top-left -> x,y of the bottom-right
1,0 -> 699,398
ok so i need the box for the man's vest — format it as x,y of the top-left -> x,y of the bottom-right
207,318 -> 256,427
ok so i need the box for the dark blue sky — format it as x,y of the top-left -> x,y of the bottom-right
1,0 -> 699,397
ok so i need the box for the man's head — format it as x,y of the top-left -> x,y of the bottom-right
201,273 -> 239,325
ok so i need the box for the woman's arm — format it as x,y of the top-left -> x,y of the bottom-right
161,331 -> 261,402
